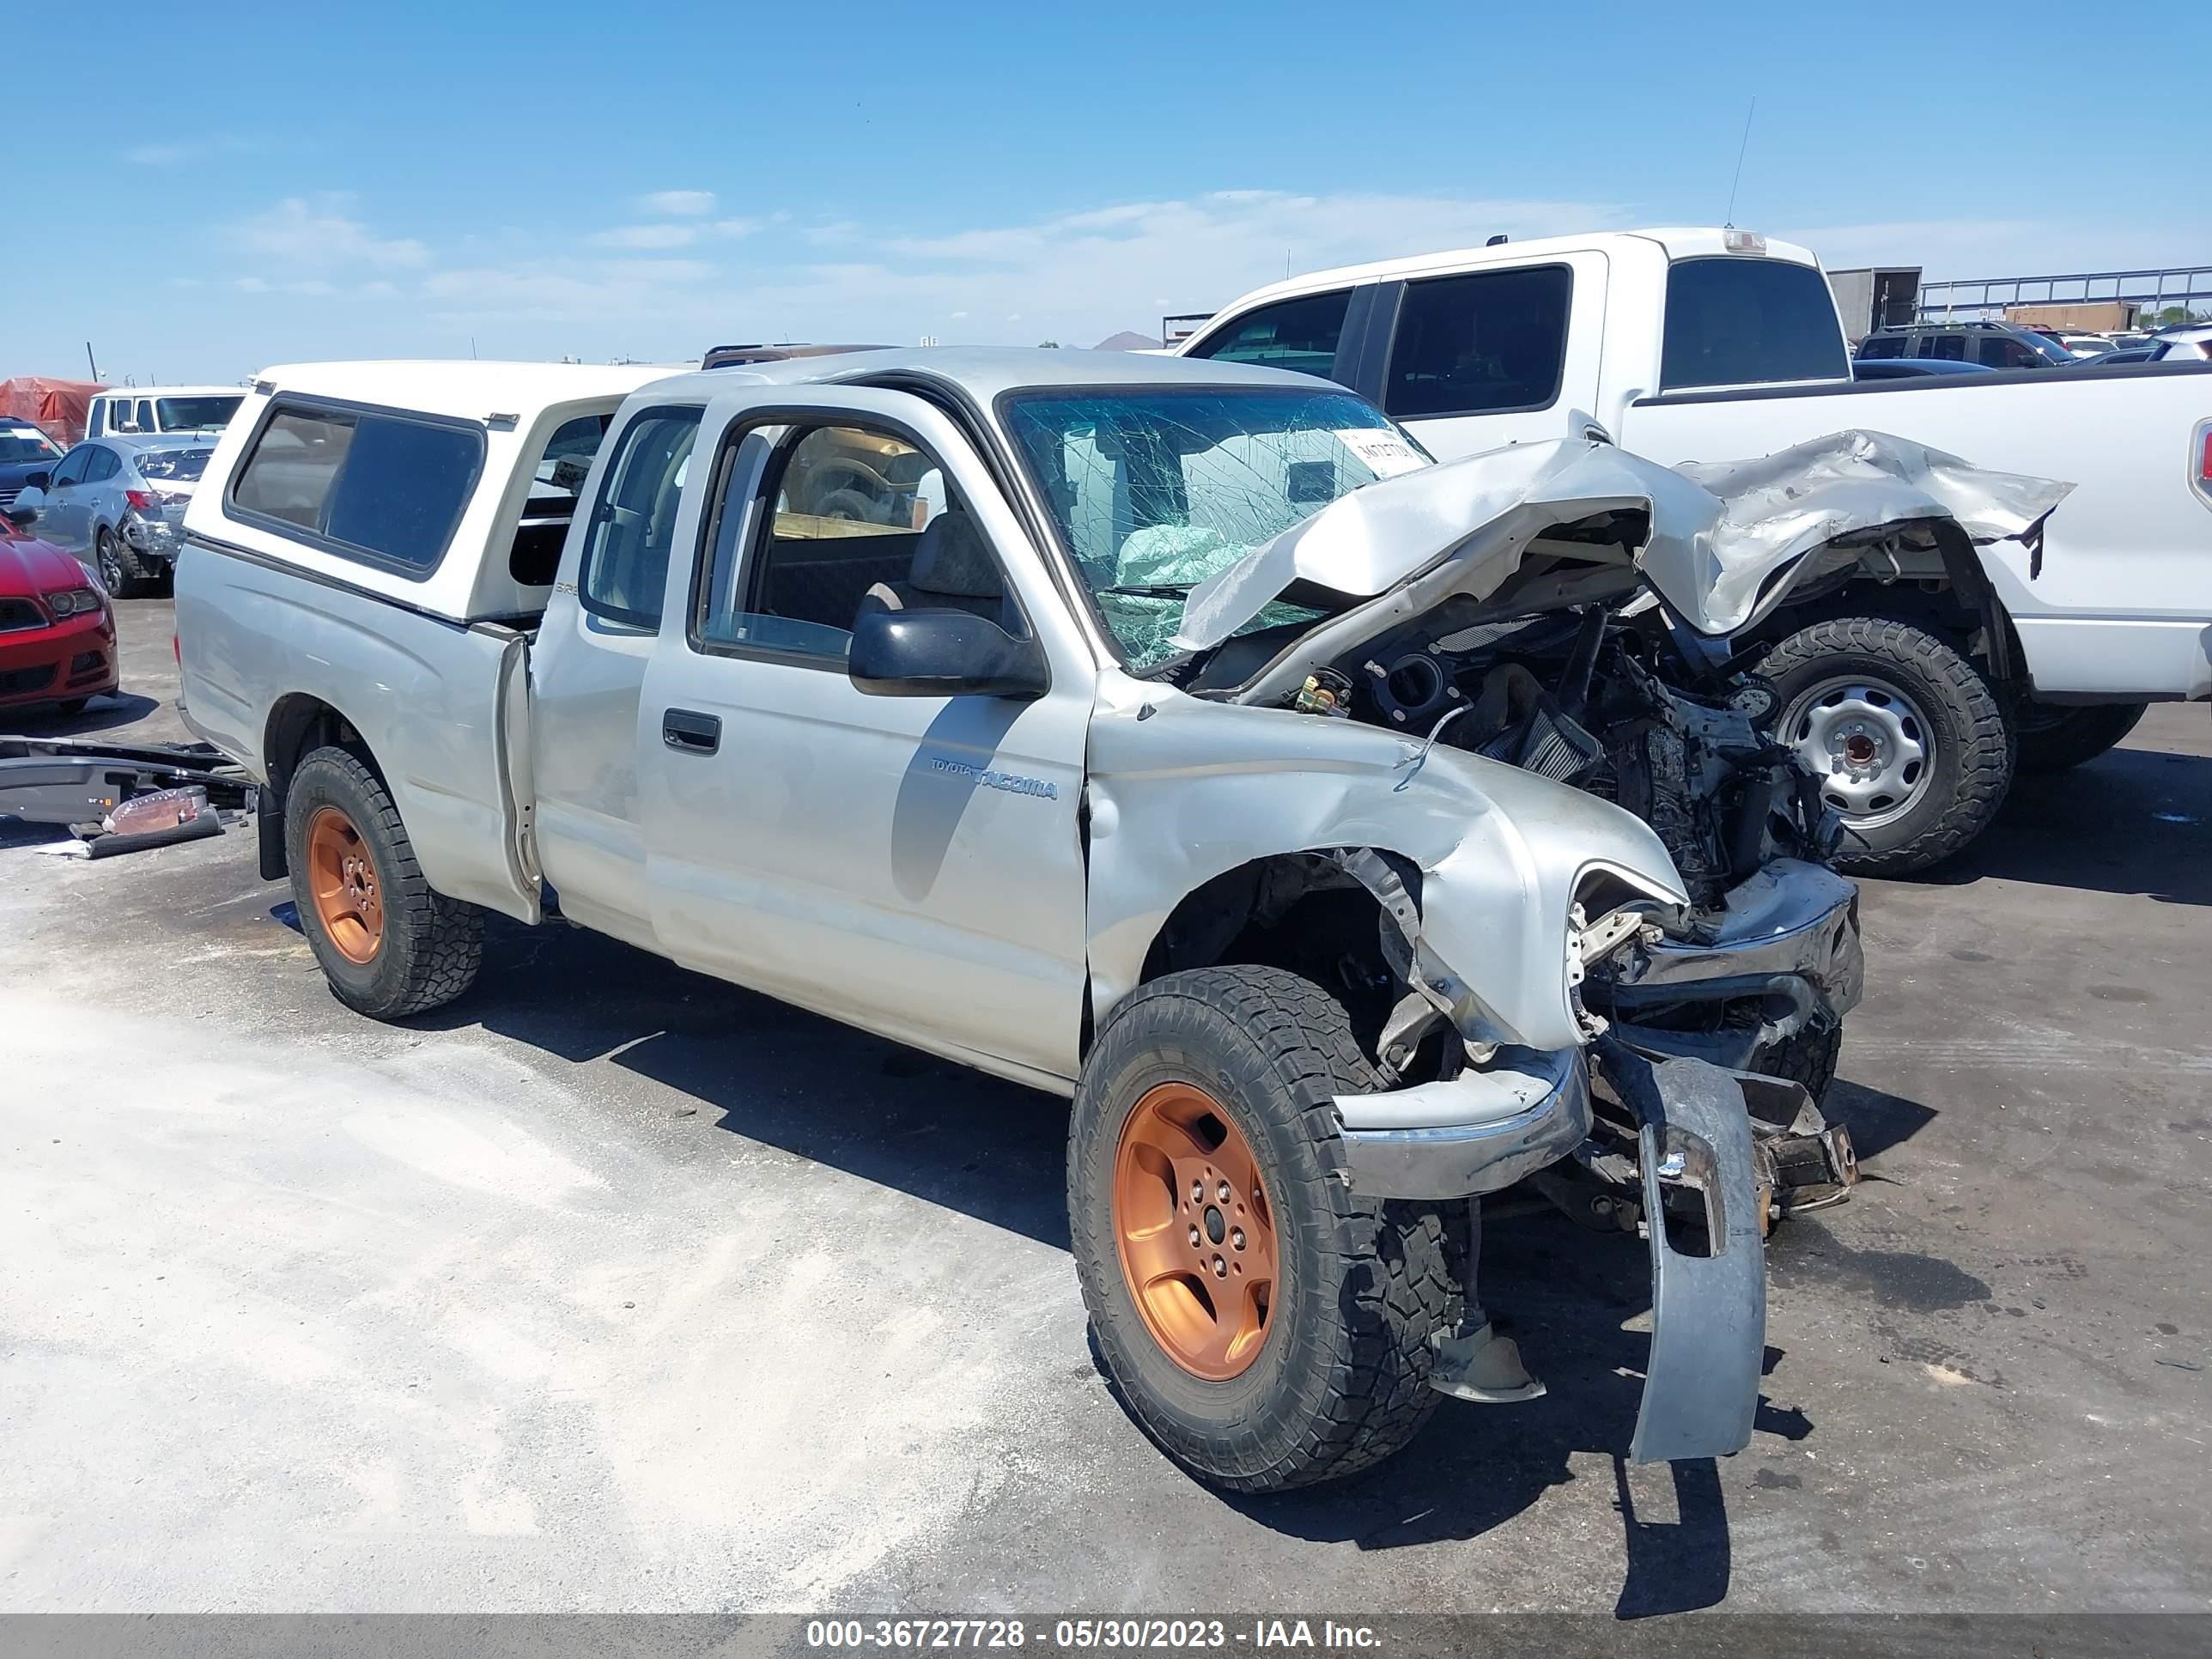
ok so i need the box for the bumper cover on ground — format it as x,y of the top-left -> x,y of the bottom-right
1597,1042 -> 1769,1465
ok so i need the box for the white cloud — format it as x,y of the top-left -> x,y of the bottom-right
638,190 -> 716,217
233,275 -> 352,298
167,185 -> 2212,375
589,216 -> 759,251
590,223 -> 701,250
390,189 -> 1641,349
422,257 -> 716,323
229,196 -> 430,270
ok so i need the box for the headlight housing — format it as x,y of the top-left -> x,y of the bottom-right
44,587 -> 103,617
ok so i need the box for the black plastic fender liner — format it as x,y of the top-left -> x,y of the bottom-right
1597,1041 -> 1768,1465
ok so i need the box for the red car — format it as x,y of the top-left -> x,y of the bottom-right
0,509 -> 118,714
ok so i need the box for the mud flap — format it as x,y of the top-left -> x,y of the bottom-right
1598,1042 -> 1767,1465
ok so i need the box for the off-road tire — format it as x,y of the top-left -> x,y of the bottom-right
96,527 -> 150,599
2015,701 -> 2147,773
1752,1024 -> 1842,1105
284,745 -> 483,1019
1757,617 -> 2013,878
1068,965 -> 1459,1492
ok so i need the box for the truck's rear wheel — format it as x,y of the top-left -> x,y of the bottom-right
1068,965 -> 1457,1492
2014,700 -> 2147,773
284,745 -> 483,1019
1757,617 -> 2013,878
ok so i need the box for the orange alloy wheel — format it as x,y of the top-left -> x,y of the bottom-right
1113,1081 -> 1280,1381
306,805 -> 384,965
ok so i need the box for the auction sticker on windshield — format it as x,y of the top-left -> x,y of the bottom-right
1334,428 -> 1426,477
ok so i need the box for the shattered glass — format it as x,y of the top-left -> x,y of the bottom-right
1005,389 -> 1424,668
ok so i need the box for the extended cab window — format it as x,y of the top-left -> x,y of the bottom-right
509,413 -> 613,586
1856,334 -> 1907,360
229,403 -> 484,574
1660,257 -> 1850,389
1188,290 -> 1351,380
1385,265 -> 1571,418
577,406 -> 700,629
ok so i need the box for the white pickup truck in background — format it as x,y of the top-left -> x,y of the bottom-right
1180,227 -> 2212,872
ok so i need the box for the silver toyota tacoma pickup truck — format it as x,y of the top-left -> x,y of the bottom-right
173,349 -> 2055,1491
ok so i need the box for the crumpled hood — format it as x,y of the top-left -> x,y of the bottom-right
1174,430 -> 2072,659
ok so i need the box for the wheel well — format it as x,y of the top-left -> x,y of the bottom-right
263,694 -> 380,804
1737,577 -> 1978,659
1133,852 -> 1417,1063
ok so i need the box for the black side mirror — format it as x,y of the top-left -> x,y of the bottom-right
848,605 -> 1048,700
24,470 -> 49,489
3,504 -> 34,528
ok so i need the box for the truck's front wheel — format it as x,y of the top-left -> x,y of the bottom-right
1757,617 -> 2013,878
284,745 -> 483,1019
1068,966 -> 1457,1492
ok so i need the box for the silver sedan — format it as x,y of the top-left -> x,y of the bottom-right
10,436 -> 215,596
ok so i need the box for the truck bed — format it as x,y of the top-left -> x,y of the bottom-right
174,533 -> 540,921
1626,361 -> 2212,700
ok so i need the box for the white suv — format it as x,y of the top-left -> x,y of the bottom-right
85,387 -> 245,441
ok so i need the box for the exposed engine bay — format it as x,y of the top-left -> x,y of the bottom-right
1271,598 -> 1866,1232
1289,602 -> 1840,908
1117,430 -> 2071,1232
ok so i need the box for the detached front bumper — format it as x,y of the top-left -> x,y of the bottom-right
1334,1045 -> 1592,1201
1334,1042 -> 1771,1467
1595,858 -> 1863,1071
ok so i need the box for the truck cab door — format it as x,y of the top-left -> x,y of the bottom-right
634,386 -> 1095,1085
529,402 -> 708,950
1364,250 -> 1611,459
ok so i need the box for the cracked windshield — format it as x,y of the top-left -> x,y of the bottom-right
1004,388 -> 1428,668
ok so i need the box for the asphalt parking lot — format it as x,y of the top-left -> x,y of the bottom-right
3,596 -> 2209,1616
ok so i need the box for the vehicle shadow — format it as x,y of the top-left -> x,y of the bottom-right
1225,1212 -> 1817,1617
0,817 -> 72,848
1919,744 -> 2210,906
413,915 -> 1074,1249
1820,1076 -> 1936,1163
1,690 -> 163,738
411,915 -> 1838,1607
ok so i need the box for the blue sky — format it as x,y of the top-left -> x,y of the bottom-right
11,0 -> 2206,385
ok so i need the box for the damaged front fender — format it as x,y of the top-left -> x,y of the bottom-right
1084,669 -> 1688,1052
